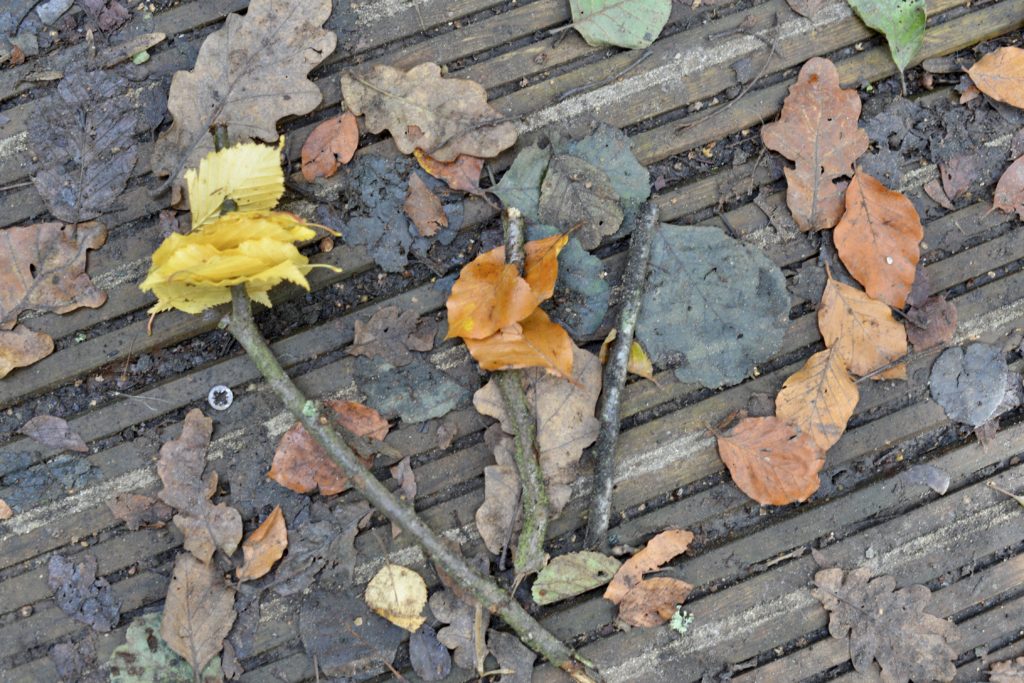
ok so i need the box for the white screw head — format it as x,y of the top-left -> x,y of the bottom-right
208,385 -> 233,411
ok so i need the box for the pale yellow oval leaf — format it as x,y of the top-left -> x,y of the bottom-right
365,564 -> 427,633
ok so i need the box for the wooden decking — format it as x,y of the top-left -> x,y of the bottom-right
1,0 -> 1023,680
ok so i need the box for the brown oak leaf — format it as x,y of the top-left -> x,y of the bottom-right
775,347 -> 859,451
818,277 -> 907,380
990,656 -> 1024,682
0,326 -> 53,379
761,57 -> 869,231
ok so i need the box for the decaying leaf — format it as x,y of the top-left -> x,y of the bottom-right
538,154 -> 623,250
18,415 -> 88,452
847,0 -> 926,83
990,656 -> 1024,683
162,554 -> 236,677
106,493 -> 173,531
761,58 -> 869,231
300,586 -> 405,677
301,112 -> 359,182
605,529 -> 694,604
929,343 -> 1012,427
474,434 -> 522,556
348,305 -> 436,367
272,501 -> 371,596
236,506 -> 288,582
409,624 -> 452,681
600,329 -> 657,382
185,140 -> 285,230
492,143 -> 551,220
834,171 -> 923,309
108,613 -> 222,683
993,155 -> 1024,220
464,308 -> 575,378
527,225 -> 611,339
533,551 -> 622,605
151,0 -> 336,200
906,296 -> 957,350
569,0 -> 671,50
0,326 -> 54,379
716,417 -> 825,506
636,224 -> 790,389
818,277 -> 907,380
405,173 -> 449,237
268,400 -> 387,495
389,456 -> 417,538
812,566 -> 959,682
618,576 -> 694,628
776,347 -> 859,451
156,409 -> 243,563
487,629 -> 536,683
967,47 -> 1024,111
365,564 -> 428,632
354,354 -> 472,424
48,554 -> 121,632
564,123 -> 652,229
414,149 -> 484,194
429,589 -> 489,672
341,62 -> 517,162
786,0 -> 827,18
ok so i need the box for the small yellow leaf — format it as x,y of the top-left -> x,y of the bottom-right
364,564 -> 427,632
599,329 -> 658,383
185,139 -> 286,230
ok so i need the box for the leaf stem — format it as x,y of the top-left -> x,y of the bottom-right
584,202 -> 659,550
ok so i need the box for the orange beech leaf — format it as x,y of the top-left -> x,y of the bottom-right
604,529 -> 693,604
761,57 -> 869,231
268,400 -> 388,495
775,347 -> 859,451
716,416 -> 825,506
834,171 -> 923,309
463,308 -> 573,378
404,173 -> 448,237
300,112 -> 359,181
414,149 -> 484,194
445,234 -> 567,340
236,506 -> 288,582
993,155 -> 1024,220
818,277 -> 907,380
618,577 -> 694,627
967,47 -> 1024,110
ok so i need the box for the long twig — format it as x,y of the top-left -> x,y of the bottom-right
224,287 -> 600,682
498,207 -> 548,581
584,202 -> 659,550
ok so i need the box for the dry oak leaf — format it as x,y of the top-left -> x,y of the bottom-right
716,416 -> 825,506
446,234 -> 568,340
156,409 -> 243,563
463,308 -> 574,378
106,493 -> 173,531
150,0 -> 336,202
761,57 -> 869,231
18,415 -> 88,452
604,529 -> 694,605
990,656 -> 1024,682
618,577 -> 694,628
993,155 -> 1024,220
0,326 -> 53,379
818,277 -> 907,380
236,505 -> 288,582
341,63 -> 517,162
812,566 -> 959,683
405,172 -> 449,237
775,347 -> 860,451
301,112 -> 359,182
834,171 -> 923,309
162,554 -> 236,677
414,149 -> 484,194
967,47 -> 1024,111
268,399 -> 388,496
364,564 -> 428,633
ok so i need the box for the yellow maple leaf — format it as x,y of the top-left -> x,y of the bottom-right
185,138 -> 286,230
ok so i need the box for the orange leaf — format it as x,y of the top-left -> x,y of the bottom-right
761,57 -> 869,231
236,505 -> 288,582
268,400 -> 387,495
463,308 -> 573,377
775,347 -> 859,451
834,171 -> 923,309
523,234 -> 569,302
618,577 -> 694,627
404,173 -> 448,237
818,277 -> 907,380
967,47 -> 1024,110
301,112 -> 359,181
993,155 -> 1024,220
0,498 -> 11,521
414,149 -> 484,194
716,416 -> 825,506
604,529 -> 693,604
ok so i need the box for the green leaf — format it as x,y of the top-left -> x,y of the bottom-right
569,0 -> 672,50
108,613 -> 223,683
492,143 -> 551,222
847,0 -> 925,75
532,551 -> 621,605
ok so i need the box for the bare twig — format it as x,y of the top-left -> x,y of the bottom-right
584,202 -> 659,550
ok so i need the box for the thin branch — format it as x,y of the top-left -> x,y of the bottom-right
224,286 -> 600,682
584,202 -> 659,550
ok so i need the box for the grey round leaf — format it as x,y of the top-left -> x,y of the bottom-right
928,343 -> 1008,427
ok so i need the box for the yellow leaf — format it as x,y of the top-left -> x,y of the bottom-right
141,211 -> 338,315
185,138 -> 286,230
599,329 -> 658,383
364,564 -> 427,632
